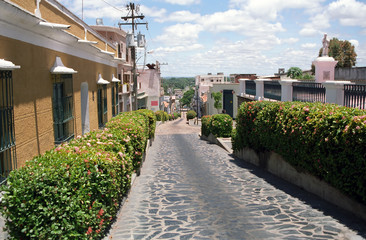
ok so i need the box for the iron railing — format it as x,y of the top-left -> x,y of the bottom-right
344,84 -> 366,109
264,81 -> 281,101
0,70 -> 16,182
293,82 -> 325,103
245,80 -> 256,96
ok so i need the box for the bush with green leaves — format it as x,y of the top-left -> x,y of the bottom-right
233,101 -> 366,204
210,114 -> 233,138
155,110 -> 165,122
186,110 -> 197,120
0,110 -> 154,239
173,112 -> 179,119
201,115 -> 212,137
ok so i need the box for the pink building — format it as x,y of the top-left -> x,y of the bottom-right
137,62 -> 162,111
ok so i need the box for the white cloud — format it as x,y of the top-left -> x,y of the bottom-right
327,0 -> 366,28
154,44 -> 203,53
299,12 -> 330,37
163,0 -> 200,5
301,43 -> 317,49
155,11 -> 201,23
200,10 -> 285,37
281,38 -> 299,44
229,0 -> 325,21
155,23 -> 203,46
140,6 -> 167,18
349,39 -> 359,48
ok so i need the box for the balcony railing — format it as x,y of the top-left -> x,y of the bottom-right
344,84 -> 366,109
238,79 -> 366,109
293,82 -> 325,103
264,81 -> 281,101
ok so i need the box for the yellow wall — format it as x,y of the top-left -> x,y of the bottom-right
9,0 -> 115,55
0,35 -> 116,168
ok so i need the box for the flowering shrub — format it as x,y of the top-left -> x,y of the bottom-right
155,110 -> 165,122
210,114 -> 233,138
201,115 -> 212,137
0,110 -> 154,239
187,110 -> 197,120
233,101 -> 366,204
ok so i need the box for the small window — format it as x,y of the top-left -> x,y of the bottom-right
112,82 -> 119,117
0,70 -> 17,182
97,85 -> 108,128
52,74 -> 75,144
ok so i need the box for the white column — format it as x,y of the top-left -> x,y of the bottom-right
254,79 -> 269,100
238,78 -> 248,97
322,81 -> 353,106
279,80 -> 298,102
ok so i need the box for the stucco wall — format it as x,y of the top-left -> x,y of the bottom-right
0,35 -> 115,167
206,83 -> 240,118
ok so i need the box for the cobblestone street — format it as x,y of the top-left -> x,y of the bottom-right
106,118 -> 366,240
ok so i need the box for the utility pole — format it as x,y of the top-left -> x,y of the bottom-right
119,3 -> 147,111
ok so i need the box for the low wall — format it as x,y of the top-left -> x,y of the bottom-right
235,147 -> 366,222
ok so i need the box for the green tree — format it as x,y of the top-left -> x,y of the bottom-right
211,92 -> 222,113
319,38 -> 357,68
287,67 -> 303,79
180,88 -> 195,107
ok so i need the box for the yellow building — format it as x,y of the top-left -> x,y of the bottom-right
0,0 -> 131,181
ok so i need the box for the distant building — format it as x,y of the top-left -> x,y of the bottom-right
136,62 -> 162,112
230,74 -> 257,83
195,73 -> 227,97
91,25 -> 135,113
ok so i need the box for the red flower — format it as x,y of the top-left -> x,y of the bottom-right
86,227 -> 92,235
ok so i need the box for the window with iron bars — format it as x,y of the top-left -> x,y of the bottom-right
112,82 -> 119,117
52,74 -> 75,145
98,84 -> 108,128
0,70 -> 17,183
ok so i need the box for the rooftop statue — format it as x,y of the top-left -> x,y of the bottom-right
322,33 -> 330,56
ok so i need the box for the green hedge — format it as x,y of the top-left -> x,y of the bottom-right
0,110 -> 155,239
201,114 -> 233,138
233,101 -> 366,204
210,114 -> 233,138
201,115 -> 212,137
187,110 -> 197,120
155,110 -> 165,122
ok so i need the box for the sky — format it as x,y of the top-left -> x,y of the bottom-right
58,0 -> 366,77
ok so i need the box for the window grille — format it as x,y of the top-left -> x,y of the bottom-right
52,74 -> 74,144
0,70 -> 17,182
98,85 -> 108,128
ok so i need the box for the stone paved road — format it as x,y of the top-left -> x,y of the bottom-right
105,118 -> 366,240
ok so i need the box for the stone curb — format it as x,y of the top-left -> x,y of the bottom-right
200,133 -> 233,154
234,147 -> 366,223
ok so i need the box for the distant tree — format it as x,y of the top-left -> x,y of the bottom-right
319,38 -> 357,68
162,77 -> 195,94
211,92 -> 222,113
180,88 -> 195,107
287,67 -> 303,79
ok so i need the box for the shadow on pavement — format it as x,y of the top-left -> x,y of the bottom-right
227,153 -> 366,238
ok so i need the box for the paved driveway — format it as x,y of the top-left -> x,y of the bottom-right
105,118 -> 366,240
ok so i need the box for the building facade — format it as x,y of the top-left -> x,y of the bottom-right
136,62 -> 162,112
0,0 -> 127,178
